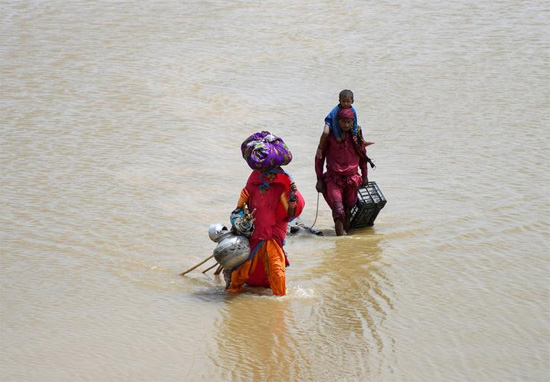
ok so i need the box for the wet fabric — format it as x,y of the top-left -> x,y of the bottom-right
241,131 -> 293,171
227,239 -> 287,295
227,169 -> 305,295
323,171 -> 362,220
315,131 -> 368,179
324,105 -> 358,142
315,132 -> 368,221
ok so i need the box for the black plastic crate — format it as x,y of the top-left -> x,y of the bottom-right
349,181 -> 387,229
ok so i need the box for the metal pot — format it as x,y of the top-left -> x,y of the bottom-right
213,233 -> 250,269
208,223 -> 230,243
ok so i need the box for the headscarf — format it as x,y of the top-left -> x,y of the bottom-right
337,107 -> 355,120
258,167 -> 291,192
325,105 -> 358,142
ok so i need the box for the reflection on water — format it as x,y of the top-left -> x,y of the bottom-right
320,233 -> 393,344
305,231 -> 396,380
214,297 -> 307,381
214,230 -> 395,381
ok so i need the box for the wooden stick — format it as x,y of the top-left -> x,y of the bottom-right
202,262 -> 219,274
180,254 -> 214,276
214,265 -> 223,275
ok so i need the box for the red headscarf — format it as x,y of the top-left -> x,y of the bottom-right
337,107 -> 354,120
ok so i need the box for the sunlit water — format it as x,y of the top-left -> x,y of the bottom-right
1,1 -> 549,381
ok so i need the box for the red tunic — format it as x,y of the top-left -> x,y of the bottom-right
315,132 -> 368,220
232,170 -> 305,289
315,132 -> 368,179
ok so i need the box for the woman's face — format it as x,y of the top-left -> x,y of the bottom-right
339,118 -> 354,132
266,172 -> 277,181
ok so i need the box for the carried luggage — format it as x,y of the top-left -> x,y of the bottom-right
349,181 -> 387,229
241,131 -> 292,171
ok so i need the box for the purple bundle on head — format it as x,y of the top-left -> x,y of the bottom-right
241,131 -> 293,171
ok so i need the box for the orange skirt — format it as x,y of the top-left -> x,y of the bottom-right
227,239 -> 286,296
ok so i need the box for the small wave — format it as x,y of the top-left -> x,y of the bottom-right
288,284 -> 316,299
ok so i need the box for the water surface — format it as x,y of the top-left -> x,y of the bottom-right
1,1 -> 549,381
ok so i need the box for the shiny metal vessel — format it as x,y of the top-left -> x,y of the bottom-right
213,233 -> 250,269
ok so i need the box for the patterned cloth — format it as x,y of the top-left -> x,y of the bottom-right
241,131 -> 293,171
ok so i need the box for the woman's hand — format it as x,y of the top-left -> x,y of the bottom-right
290,182 -> 297,193
315,179 -> 325,193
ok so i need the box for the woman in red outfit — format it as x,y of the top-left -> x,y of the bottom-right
315,108 -> 370,236
227,168 -> 305,296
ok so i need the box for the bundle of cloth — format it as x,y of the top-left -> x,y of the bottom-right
241,131 -> 293,172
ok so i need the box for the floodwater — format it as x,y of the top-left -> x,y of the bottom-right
1,1 -> 549,381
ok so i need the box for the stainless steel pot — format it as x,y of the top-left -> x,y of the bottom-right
213,233 -> 250,269
208,223 -> 230,243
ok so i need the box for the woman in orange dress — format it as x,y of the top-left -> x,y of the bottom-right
227,167 -> 304,296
